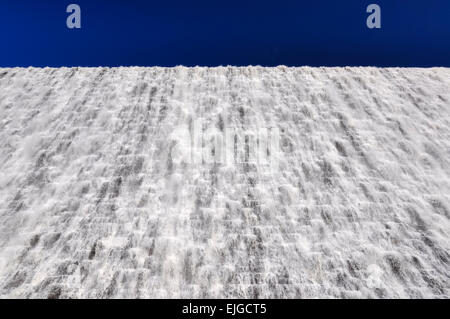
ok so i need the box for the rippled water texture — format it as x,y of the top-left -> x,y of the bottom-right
0,66 -> 449,298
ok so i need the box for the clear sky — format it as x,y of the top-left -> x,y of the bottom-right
1,0 -> 449,67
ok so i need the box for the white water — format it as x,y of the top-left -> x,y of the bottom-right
0,66 -> 449,298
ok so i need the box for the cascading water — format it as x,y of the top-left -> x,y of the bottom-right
0,66 -> 449,298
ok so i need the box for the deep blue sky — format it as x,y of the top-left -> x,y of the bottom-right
1,0 -> 449,67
